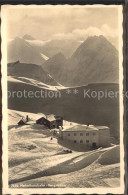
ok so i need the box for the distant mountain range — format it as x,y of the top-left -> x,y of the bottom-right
8,37 -> 46,65
8,35 -> 81,65
23,35 -> 81,58
8,35 -> 119,87
7,34 -> 120,140
43,35 -> 119,87
38,39 -> 81,58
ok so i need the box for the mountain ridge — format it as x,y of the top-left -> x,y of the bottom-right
8,61 -> 59,86
23,34 -> 35,40
43,35 -> 119,87
8,37 -> 45,65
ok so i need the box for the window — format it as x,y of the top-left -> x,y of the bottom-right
86,140 -> 89,143
68,133 -> 70,136
86,133 -> 89,136
80,133 -> 83,136
74,133 -> 77,136
74,140 -> 77,143
93,132 -> 96,136
80,140 -> 83,143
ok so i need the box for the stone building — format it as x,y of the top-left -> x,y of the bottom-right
59,124 -> 110,148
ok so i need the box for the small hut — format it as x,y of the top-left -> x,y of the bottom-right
17,115 -> 29,126
17,118 -> 26,126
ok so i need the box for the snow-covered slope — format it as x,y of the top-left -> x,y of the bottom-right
8,76 -> 66,91
40,53 -> 49,60
8,109 -> 120,188
8,61 -> 59,86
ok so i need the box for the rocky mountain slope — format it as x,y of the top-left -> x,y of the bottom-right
8,61 -> 59,86
43,52 -> 68,81
43,36 -> 119,87
8,35 -> 81,63
39,39 -> 81,58
8,37 -> 46,65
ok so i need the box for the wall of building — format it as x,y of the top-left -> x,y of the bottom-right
99,129 -> 110,147
61,128 -> 110,148
62,130 -> 99,147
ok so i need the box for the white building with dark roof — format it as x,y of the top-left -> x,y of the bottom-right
59,124 -> 110,148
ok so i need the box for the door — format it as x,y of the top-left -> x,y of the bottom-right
92,142 -> 96,148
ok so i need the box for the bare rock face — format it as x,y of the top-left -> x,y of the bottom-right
43,52 -> 68,83
43,36 -> 119,87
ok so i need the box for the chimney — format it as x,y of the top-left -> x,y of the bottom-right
26,115 -> 28,122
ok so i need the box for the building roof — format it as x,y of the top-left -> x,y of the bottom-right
45,114 -> 62,121
62,124 -> 109,132
18,118 -> 26,124
45,114 -> 56,122
62,124 -> 98,132
37,114 -> 56,122
37,114 -> 63,122
95,126 -> 109,130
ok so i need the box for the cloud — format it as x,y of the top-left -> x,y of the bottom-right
101,24 -> 118,38
6,6 -> 119,48
52,27 -> 104,40
73,27 -> 105,39
52,25 -> 118,48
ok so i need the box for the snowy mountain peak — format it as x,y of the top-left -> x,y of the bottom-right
8,37 -> 46,65
23,34 -> 35,40
80,35 -> 118,53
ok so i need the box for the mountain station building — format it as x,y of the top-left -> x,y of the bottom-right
59,124 -> 110,148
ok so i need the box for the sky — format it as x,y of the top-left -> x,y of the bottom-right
6,5 -> 120,49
